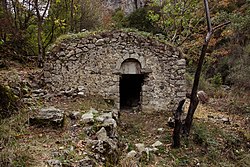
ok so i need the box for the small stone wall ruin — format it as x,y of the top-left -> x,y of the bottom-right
43,30 -> 186,112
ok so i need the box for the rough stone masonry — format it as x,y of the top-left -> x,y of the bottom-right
43,29 -> 186,112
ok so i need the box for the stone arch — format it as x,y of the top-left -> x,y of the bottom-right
114,53 -> 151,75
120,58 -> 141,74
119,58 -> 145,110
115,53 -> 145,70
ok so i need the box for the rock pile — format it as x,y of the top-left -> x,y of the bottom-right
45,108 -> 120,167
29,107 -> 65,128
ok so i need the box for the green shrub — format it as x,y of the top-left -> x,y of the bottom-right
193,123 -> 208,146
228,44 -> 250,90
127,8 -> 156,33
112,9 -> 128,28
210,73 -> 223,88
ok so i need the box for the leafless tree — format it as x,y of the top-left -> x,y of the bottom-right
183,0 -> 230,135
33,0 -> 51,67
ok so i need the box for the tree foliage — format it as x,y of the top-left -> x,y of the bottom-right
0,0 -> 107,66
0,0 -> 249,89
147,0 -> 202,45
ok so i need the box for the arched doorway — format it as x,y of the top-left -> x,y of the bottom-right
119,58 -> 144,110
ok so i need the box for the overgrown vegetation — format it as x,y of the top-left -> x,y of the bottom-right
0,108 -> 33,166
0,84 -> 19,119
1,0 -> 250,166
1,0 -> 249,90
119,106 -> 250,166
110,0 -> 250,91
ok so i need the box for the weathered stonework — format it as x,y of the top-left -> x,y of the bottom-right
43,30 -> 186,112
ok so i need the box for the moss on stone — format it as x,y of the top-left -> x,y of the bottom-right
0,84 -> 19,119
51,28 -> 177,51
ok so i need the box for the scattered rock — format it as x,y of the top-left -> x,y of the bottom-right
77,86 -> 85,91
89,108 -> 99,114
64,88 -> 75,96
221,85 -> 231,91
197,90 -> 209,104
152,141 -> 163,147
157,128 -> 164,132
135,143 -> 145,154
29,107 -> 64,128
96,127 -> 108,141
31,88 -> 46,94
102,118 -> 118,138
78,92 -> 85,97
81,112 -> 94,124
126,150 -> 137,158
96,112 -> 112,122
221,117 -> 230,124
207,115 -> 231,124
77,157 -> 96,167
69,111 -> 81,120
83,126 -> 95,136
103,118 -> 117,128
167,117 -> 175,128
112,109 -> 119,121
46,159 -> 62,167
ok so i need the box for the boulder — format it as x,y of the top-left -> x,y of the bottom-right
152,141 -> 163,147
102,118 -> 118,138
135,143 -> 145,154
81,112 -> 94,124
96,127 -> 108,141
95,112 -> 112,123
29,107 -> 64,127
197,90 -> 209,104
69,111 -> 81,120
126,150 -> 137,158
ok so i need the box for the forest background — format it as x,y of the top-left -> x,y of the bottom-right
0,0 -> 249,90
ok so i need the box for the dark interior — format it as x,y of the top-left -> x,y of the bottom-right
120,74 -> 144,109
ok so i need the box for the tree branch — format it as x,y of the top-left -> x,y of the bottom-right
213,21 -> 231,31
183,0 -> 230,136
204,0 -> 212,32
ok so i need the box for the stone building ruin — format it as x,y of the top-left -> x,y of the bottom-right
43,30 -> 186,112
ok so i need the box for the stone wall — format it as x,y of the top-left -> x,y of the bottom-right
43,30 -> 186,112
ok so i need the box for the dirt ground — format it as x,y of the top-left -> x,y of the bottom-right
1,65 -> 250,166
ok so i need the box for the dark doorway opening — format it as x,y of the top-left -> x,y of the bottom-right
120,74 -> 144,110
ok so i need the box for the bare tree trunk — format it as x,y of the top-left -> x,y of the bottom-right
183,0 -> 230,135
34,0 -> 43,67
134,0 -> 138,9
172,99 -> 185,148
34,0 -> 51,67
1,0 -> 8,41
37,18 -> 44,67
70,0 -> 74,32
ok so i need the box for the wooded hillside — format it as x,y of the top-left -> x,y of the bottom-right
0,0 -> 249,89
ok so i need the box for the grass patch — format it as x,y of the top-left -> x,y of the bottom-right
51,28 -> 180,55
0,109 -> 34,166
